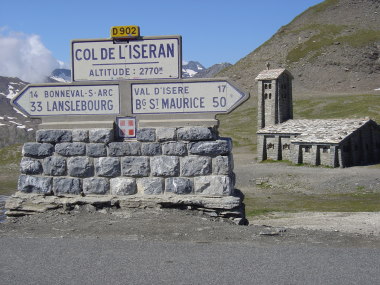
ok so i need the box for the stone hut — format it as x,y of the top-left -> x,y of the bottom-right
256,68 -> 380,168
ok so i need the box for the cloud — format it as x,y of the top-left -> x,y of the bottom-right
0,28 -> 60,83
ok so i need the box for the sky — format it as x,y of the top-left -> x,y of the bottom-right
0,0 -> 323,82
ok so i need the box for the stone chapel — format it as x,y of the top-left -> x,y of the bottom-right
255,68 -> 380,167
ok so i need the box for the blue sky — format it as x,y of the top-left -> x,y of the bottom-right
0,0 -> 323,81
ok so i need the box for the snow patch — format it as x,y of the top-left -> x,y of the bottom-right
374,88 -> 380,91
183,69 -> 198,76
27,128 -> 34,132
50,76 -> 70,83
13,107 -> 27,117
17,125 -> 26,129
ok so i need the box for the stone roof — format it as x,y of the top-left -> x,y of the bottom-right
257,119 -> 371,144
255,68 -> 293,81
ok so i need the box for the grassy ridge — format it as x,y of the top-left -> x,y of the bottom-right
0,144 -> 22,196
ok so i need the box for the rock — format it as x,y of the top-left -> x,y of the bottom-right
180,156 -> 211,176
72,129 -> 89,142
53,177 -> 82,195
165,177 -> 193,194
188,139 -> 231,156
23,143 -> 54,158
18,175 -> 52,194
89,129 -> 113,143
177,127 -> 215,141
110,177 -> 137,195
141,143 -> 162,156
194,175 -> 233,196
36,129 -> 72,143
83,177 -> 110,194
136,128 -> 156,142
20,157 -> 43,175
162,142 -> 187,156
86,143 -> 107,157
108,142 -> 141,156
150,156 -> 179,177
67,156 -> 94,177
137,177 -> 164,195
212,155 -> 233,175
43,156 -> 66,176
156,128 -> 176,142
95,157 -> 120,177
121,156 -> 150,177
55,142 -> 86,156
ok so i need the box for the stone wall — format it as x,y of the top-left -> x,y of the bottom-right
17,127 -> 235,198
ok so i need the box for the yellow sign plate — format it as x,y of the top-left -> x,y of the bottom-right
111,25 -> 140,38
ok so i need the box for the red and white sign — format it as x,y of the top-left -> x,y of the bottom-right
117,117 -> 136,138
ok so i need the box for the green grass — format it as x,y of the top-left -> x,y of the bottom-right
244,192 -> 380,218
0,144 -> 22,166
286,24 -> 380,64
0,144 -> 22,196
294,94 -> 380,122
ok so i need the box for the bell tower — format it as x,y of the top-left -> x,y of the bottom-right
255,68 -> 293,129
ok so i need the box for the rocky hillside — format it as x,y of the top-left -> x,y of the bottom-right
219,0 -> 380,97
0,76 -> 37,148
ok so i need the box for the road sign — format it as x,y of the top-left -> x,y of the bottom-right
131,80 -> 247,115
111,25 -> 140,39
71,36 -> 182,82
11,83 -> 120,117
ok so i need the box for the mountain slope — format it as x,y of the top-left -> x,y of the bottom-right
0,76 -> 37,147
218,0 -> 380,96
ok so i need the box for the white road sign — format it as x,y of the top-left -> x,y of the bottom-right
71,36 -> 181,82
131,80 -> 247,114
11,84 -> 120,117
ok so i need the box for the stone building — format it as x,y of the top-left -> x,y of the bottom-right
256,68 -> 380,167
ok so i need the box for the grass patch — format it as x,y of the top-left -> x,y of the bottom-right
244,192 -> 380,218
294,94 -> 380,122
0,144 -> 22,196
286,24 -> 345,63
0,144 -> 22,166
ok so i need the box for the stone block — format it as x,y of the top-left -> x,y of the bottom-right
36,129 -> 72,143
67,156 -> 94,177
212,155 -> 233,175
156,127 -> 176,142
136,128 -> 156,142
181,156 -> 211,176
162,142 -> 187,156
20,157 -> 43,175
55,142 -> 86,156
23,143 -> 54,158
43,156 -> 66,176
95,157 -> 120,177
89,129 -> 114,143
141,143 -> 161,156
151,156 -> 179,177
194,175 -> 233,196
177,127 -> 215,141
108,142 -> 141,156
165,177 -> 193,194
137,177 -> 163,195
86,143 -> 107,157
53,177 -> 82,195
18,175 -> 52,194
110,177 -> 137,195
121,156 -> 150,177
83,177 -> 109,194
72,129 -> 89,142
188,139 -> 231,156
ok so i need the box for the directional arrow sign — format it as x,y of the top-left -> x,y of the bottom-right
131,80 -> 248,114
11,83 -> 120,117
